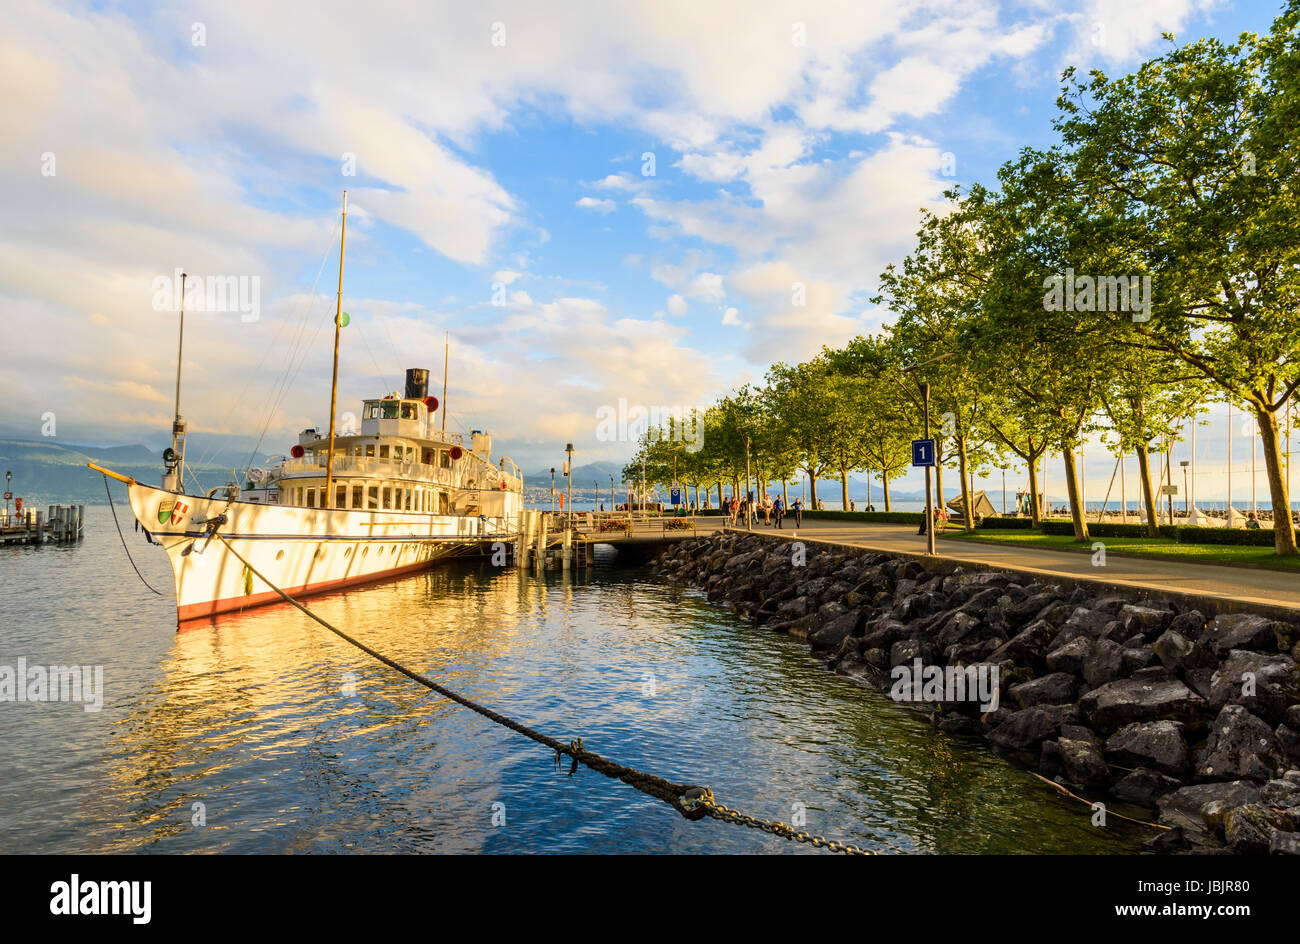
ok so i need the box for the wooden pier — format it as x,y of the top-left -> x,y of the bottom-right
512,510 -> 717,570
0,505 -> 85,545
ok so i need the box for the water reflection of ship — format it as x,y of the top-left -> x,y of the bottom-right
89,564 -> 573,853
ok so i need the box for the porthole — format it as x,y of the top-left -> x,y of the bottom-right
275,550 -> 284,561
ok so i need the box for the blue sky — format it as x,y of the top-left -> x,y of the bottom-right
0,0 -> 1288,499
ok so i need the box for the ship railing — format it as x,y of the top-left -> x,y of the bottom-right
279,455 -> 459,487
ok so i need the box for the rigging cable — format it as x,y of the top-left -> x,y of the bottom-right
102,475 -> 166,596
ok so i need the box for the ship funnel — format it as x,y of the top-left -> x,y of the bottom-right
404,368 -> 429,400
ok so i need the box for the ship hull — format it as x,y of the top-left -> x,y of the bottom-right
126,481 -> 518,625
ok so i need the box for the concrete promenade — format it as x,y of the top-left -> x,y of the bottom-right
703,517 -> 1300,614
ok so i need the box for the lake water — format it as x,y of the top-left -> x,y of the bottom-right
0,503 -> 1151,854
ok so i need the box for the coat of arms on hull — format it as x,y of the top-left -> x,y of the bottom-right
157,499 -> 190,526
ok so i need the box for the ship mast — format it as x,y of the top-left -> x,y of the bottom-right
165,271 -> 188,492
441,330 -> 449,434
325,191 -> 347,509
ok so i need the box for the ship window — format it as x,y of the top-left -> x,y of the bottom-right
365,444 -> 375,457
367,486 -> 379,509
440,451 -> 451,469
382,401 -> 399,419
365,402 -> 381,420
404,489 -> 412,511
378,444 -> 388,459
336,485 -> 347,509
382,486 -> 392,510
306,488 -> 317,508
351,486 -> 363,508
401,403 -> 416,420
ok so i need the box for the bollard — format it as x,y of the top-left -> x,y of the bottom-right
562,526 -> 572,571
535,511 -> 547,570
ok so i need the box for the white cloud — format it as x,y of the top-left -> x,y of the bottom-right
575,196 -> 617,214
666,293 -> 688,317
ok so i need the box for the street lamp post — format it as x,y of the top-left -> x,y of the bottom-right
565,443 -> 574,528
550,468 -> 556,514
744,435 -> 752,531
901,354 -> 951,556
1180,460 -> 1190,517
921,381 -> 934,555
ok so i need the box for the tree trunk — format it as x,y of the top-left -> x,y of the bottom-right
1063,447 -> 1089,541
840,463 -> 849,511
882,474 -> 892,512
809,471 -> 819,509
957,436 -> 974,530
1136,446 -> 1159,538
782,479 -> 788,508
934,449 -> 946,517
1254,403 -> 1297,555
1027,456 -> 1041,527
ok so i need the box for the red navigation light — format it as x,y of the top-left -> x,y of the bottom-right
290,445 -> 305,458
448,445 -> 463,461
424,396 -> 439,412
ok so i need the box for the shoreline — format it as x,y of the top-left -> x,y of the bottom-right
651,531 -> 1300,855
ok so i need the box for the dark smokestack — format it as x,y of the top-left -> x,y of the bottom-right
404,368 -> 429,400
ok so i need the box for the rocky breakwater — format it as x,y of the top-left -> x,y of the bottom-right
651,532 -> 1300,854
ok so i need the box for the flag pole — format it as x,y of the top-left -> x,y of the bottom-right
325,190 -> 347,510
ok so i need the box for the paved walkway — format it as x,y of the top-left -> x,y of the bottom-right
713,518 -> 1300,614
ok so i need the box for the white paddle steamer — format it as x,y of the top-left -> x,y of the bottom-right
94,193 -> 523,623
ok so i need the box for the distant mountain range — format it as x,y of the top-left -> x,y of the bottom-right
0,438 -> 256,505
2,436 -> 935,509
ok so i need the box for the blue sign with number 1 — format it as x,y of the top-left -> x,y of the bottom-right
670,487 -> 682,505
911,439 -> 936,467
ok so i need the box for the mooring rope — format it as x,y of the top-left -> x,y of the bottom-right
103,475 -> 166,596
212,532 -> 869,854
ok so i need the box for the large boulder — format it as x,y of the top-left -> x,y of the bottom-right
1195,705 -> 1285,783
1158,780 -> 1263,831
1112,767 -> 1183,807
989,618 -> 1056,667
1119,604 -> 1175,640
1009,672 -> 1079,708
1224,804 -> 1293,855
988,704 -> 1079,751
1057,735 -> 1110,790
809,608 -> 865,652
1105,721 -> 1191,778
1208,650 -> 1300,726
1046,636 -> 1093,676
1082,637 -> 1126,688
1079,677 -> 1205,733
1188,614 -> 1287,667
1152,630 -> 1194,672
